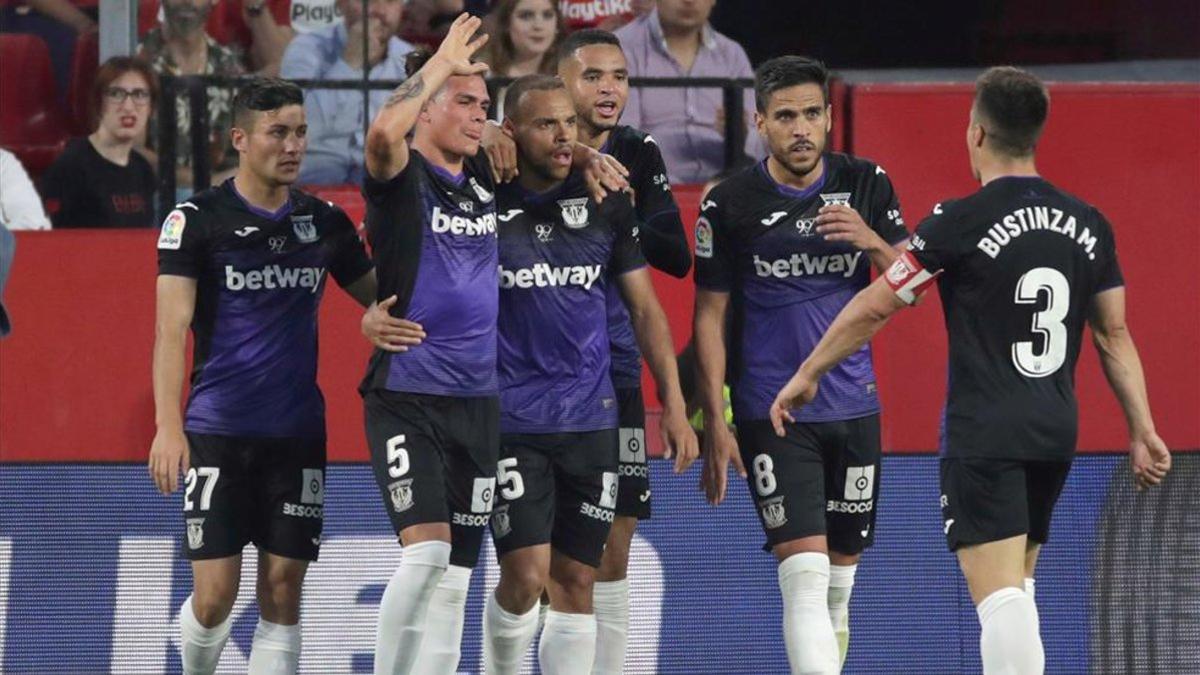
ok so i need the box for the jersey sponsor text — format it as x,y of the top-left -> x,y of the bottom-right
752,252 -> 863,279
498,262 -> 603,290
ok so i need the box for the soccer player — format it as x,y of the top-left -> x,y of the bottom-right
770,66 -> 1171,675
149,77 -> 380,674
481,30 -> 698,673
358,14 -> 498,675
694,56 -> 909,675
483,74 -> 692,675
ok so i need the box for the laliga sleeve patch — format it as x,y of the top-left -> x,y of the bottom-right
157,209 -> 187,250
885,250 -> 938,304
694,216 -> 713,259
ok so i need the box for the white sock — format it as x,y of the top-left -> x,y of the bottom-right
778,552 -> 839,675
411,564 -> 472,675
828,563 -> 857,668
180,595 -> 232,675
374,540 -> 451,675
592,579 -> 629,675
247,619 -> 301,674
484,592 -> 540,675
977,587 -> 1044,675
538,610 -> 597,675
1024,577 -> 1036,599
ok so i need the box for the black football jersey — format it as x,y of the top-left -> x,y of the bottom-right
694,154 -> 908,423
905,176 -> 1123,460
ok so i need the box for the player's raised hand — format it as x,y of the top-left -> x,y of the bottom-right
660,406 -> 699,474
574,143 -> 629,202
362,295 -> 426,352
433,13 -> 490,76
148,426 -> 190,494
769,372 -> 819,437
1130,430 -> 1171,490
816,204 -> 885,251
702,423 -> 744,505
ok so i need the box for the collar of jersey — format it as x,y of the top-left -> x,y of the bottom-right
225,179 -> 293,221
757,158 -> 828,201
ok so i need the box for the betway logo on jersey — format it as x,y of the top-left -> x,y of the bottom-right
499,263 -> 603,290
431,206 -> 496,237
225,265 -> 324,291
752,252 -> 862,279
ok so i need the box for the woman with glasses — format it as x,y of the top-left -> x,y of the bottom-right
39,57 -> 159,228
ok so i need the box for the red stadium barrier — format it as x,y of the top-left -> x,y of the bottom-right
1,84 -> 1196,462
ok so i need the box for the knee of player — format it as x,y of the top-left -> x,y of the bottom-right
502,564 -> 550,603
190,586 -> 239,626
256,573 -> 304,616
549,561 -> 595,596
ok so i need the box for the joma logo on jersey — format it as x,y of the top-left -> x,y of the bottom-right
431,206 -> 497,237
224,265 -> 324,291
752,252 -> 862,279
499,263 -> 603,290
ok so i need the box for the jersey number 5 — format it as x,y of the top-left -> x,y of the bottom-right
1011,267 -> 1069,378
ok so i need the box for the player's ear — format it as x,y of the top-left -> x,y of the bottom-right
754,109 -> 765,137
824,104 -> 832,134
502,116 -> 517,137
231,126 -> 247,154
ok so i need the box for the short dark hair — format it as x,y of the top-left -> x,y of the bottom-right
973,66 -> 1049,157
504,74 -> 566,121
232,77 -> 304,129
90,56 -> 158,131
405,48 -> 433,78
754,56 -> 829,112
556,29 -> 622,66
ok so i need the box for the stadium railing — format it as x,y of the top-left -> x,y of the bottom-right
155,74 -> 755,221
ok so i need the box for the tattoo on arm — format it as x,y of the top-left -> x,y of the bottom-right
385,75 -> 425,108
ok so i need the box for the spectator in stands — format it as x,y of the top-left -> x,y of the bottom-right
0,149 -> 52,230
206,0 -> 296,75
480,0 -> 561,76
0,0 -> 96,101
478,0 -> 563,118
558,0 -> 650,32
615,0 -> 761,183
280,0 -> 413,184
40,57 -> 159,228
140,0 -> 244,186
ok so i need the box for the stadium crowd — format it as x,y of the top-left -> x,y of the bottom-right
1,0 -> 758,229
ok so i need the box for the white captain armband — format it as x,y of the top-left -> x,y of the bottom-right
885,250 -> 939,304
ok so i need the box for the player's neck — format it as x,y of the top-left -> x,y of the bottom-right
88,131 -> 133,167
978,155 -> 1039,187
578,122 -> 609,151
411,136 -> 465,176
515,161 -> 562,194
233,172 -> 289,212
766,154 -> 825,191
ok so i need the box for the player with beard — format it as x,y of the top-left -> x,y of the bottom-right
150,77 -> 382,675
482,75 -> 691,675
694,56 -> 908,674
770,66 -> 1170,675
481,30 -> 696,673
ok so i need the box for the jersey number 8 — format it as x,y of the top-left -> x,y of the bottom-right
752,454 -> 777,496
1011,267 -> 1069,378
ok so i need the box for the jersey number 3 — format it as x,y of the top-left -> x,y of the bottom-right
1011,267 -> 1069,378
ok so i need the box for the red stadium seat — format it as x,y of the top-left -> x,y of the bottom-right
0,34 -> 70,176
68,29 -> 100,135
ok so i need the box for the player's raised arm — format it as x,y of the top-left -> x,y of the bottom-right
364,13 -> 489,181
1088,287 -> 1171,489
149,275 -> 197,494
617,268 -> 698,473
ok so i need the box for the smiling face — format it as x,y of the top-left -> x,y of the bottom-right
232,104 -> 308,187
558,43 -> 628,136
507,0 -> 559,60
96,70 -> 153,144
756,82 -> 830,180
